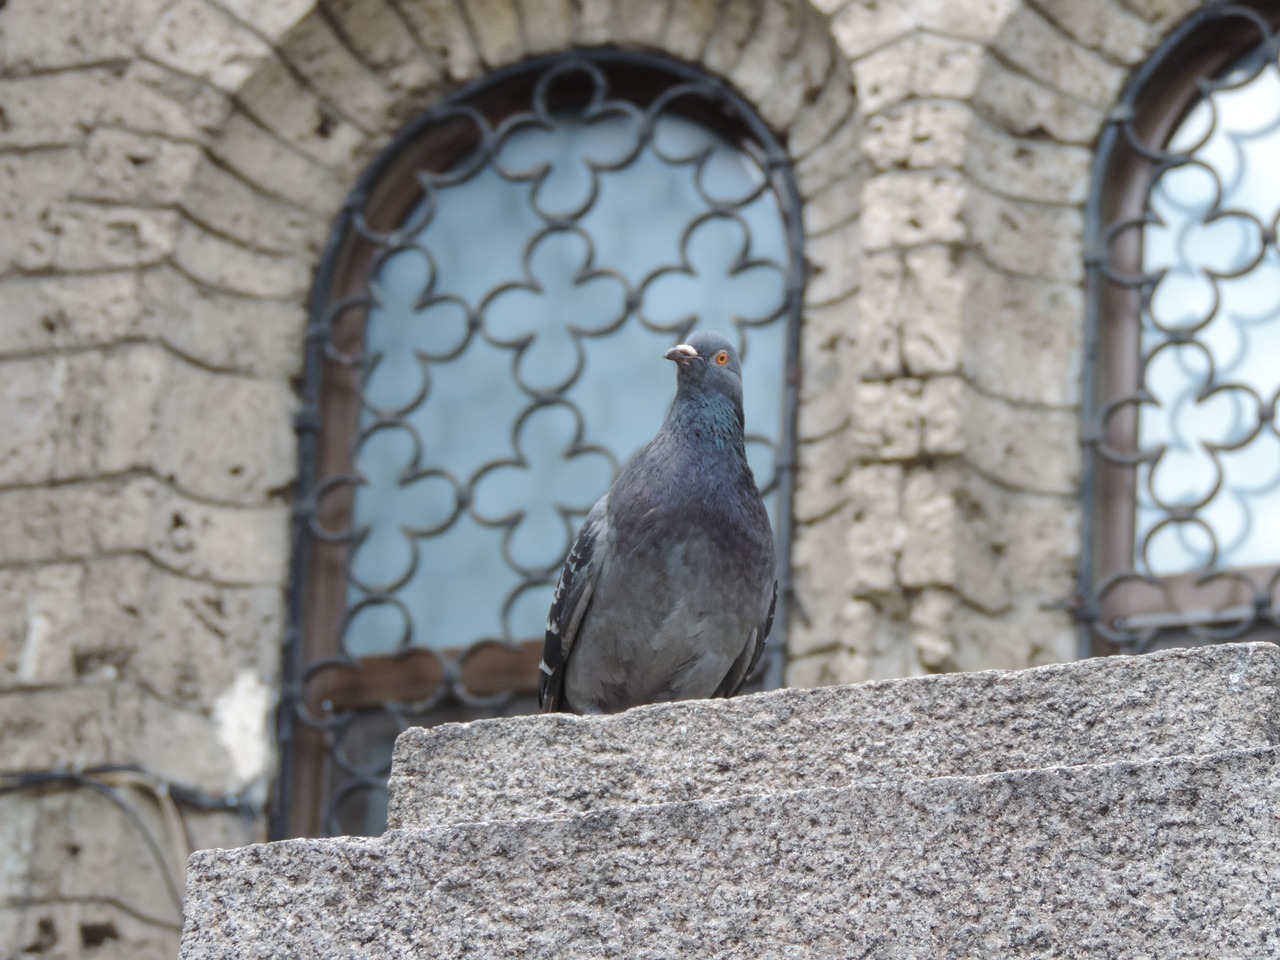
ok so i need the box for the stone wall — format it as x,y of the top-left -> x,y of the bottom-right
787,0 -> 1199,685
0,0 -> 1202,956
0,1 -> 296,953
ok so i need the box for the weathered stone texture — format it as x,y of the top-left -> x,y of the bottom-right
830,0 -> 916,59
0,0 -> 1224,957
611,0 -> 669,47
0,344 -> 295,501
324,0 -> 442,94
965,188 -> 1084,281
0,0 -> 170,73
392,0 -> 482,81
185,645 -> 1280,958
971,57 -> 1105,144
142,0 -> 276,93
899,468 -> 957,587
0,775 -> 260,958
863,100 -> 973,173
962,261 -> 1084,407
660,0 -> 721,61
862,171 -> 968,249
390,638 -> 1279,828
854,34 -> 985,114
949,465 -> 1080,617
881,248 -> 965,375
963,390 -> 1080,494
0,677 -> 273,795
0,684 -> 132,769
2,781 -> 183,911
139,267 -> 308,378
921,375 -> 966,454
574,0 -> 614,44
1121,0 -> 1201,31
803,217 -> 861,305
851,380 -> 924,459
0,273 -> 144,356
0,900 -> 179,960
801,169 -> 861,236
233,57 -> 367,169
208,111 -> 346,213
951,599 -> 1077,671
104,61 -> 235,141
803,115 -> 864,198
179,157 -> 324,256
993,5 -> 1127,106
0,477 -> 290,583
702,0 -> 760,76
171,218 -> 311,299
0,557 -> 282,705
0,71 -> 119,151
462,0 -> 524,68
1034,0 -> 1157,64
0,149 -> 83,272
275,9 -> 399,136
730,0 -> 805,113
963,116 -> 1091,204
215,0 -> 314,39
795,306 -> 857,439
788,65 -> 857,160
759,6 -> 834,130
518,0 -> 575,55
188,743 -> 1280,957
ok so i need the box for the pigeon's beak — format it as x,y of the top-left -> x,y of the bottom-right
664,343 -> 699,366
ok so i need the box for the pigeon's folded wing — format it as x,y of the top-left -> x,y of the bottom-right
539,496 -> 609,712
713,578 -> 777,698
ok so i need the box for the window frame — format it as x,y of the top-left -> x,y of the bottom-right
1080,1 -> 1280,655
274,49 -> 807,840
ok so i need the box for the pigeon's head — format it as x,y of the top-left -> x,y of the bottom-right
663,331 -> 744,408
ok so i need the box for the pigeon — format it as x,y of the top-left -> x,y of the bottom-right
539,329 -> 777,714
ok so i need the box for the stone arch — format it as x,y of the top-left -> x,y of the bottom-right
131,0 -> 864,673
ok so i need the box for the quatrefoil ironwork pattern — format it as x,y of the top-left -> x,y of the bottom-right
1081,4 -> 1280,655
281,50 -> 806,838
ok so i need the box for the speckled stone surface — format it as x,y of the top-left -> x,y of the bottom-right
184,746 -> 1280,959
388,642 -> 1280,829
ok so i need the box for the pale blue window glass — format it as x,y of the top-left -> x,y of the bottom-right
343,106 -> 792,656
1136,46 -> 1280,575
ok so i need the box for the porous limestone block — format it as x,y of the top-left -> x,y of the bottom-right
992,5 -> 1126,108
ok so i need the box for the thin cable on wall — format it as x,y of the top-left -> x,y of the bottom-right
0,765 -> 260,932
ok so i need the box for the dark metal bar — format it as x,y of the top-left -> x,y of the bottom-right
278,49 -> 807,839
1078,1 -> 1280,658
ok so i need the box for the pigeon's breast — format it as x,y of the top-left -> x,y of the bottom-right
564,493 -> 774,712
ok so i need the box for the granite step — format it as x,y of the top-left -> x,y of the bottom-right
183,744 -> 1280,959
387,641 -> 1280,829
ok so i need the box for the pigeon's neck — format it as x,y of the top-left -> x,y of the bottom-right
662,388 -> 748,468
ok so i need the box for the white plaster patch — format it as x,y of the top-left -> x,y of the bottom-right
213,668 -> 272,785
17,612 -> 56,684
18,564 -> 82,685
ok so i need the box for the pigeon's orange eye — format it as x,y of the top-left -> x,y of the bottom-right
714,351 -> 730,366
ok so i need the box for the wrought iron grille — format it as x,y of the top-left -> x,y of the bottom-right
1080,2 -> 1280,655
276,50 -> 806,839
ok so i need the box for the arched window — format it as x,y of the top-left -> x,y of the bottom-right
277,51 -> 805,838
1081,3 -> 1280,655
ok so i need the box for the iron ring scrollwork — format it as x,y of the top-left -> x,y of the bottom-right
1080,3 -> 1280,654
281,49 -> 806,838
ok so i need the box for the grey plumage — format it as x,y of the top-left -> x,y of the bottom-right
539,330 -> 777,714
